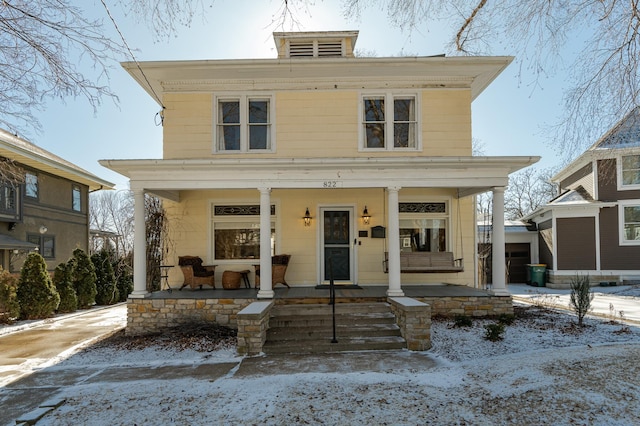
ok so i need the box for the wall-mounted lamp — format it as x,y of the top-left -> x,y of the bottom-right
303,208 -> 312,227
39,225 -> 48,234
362,206 -> 371,225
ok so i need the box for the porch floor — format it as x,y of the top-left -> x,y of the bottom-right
148,284 -> 493,301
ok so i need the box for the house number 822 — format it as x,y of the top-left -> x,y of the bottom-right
323,181 -> 339,188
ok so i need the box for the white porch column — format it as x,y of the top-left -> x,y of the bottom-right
257,187 -> 274,299
491,186 -> 509,296
386,186 -> 404,297
131,189 -> 148,298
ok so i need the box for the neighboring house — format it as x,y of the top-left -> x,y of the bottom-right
478,219 -> 539,285
523,108 -> 640,288
101,30 -> 538,299
0,129 -> 114,272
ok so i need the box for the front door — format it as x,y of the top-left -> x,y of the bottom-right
321,208 -> 354,284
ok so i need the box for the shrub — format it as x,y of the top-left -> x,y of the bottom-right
92,250 -> 118,305
570,274 -> 594,326
53,262 -> 77,313
114,261 -> 133,302
453,314 -> 473,327
484,322 -> 505,342
497,313 -> 515,325
71,248 -> 97,309
16,252 -> 60,319
0,267 -> 20,323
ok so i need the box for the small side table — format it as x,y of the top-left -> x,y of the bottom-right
159,265 -> 174,293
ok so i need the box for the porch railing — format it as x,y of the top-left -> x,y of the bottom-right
327,256 -> 338,344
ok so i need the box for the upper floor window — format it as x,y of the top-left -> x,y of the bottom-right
215,95 -> 273,152
25,172 -> 38,198
0,182 -> 17,215
72,185 -> 81,211
361,93 -> 418,151
620,201 -> 640,245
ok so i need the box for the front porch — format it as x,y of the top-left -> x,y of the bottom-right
126,284 -> 514,347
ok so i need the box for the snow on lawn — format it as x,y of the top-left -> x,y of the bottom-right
36,304 -> 640,426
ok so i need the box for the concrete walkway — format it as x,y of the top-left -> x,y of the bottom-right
509,283 -> 640,324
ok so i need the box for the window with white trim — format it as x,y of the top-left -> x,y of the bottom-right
398,202 -> 449,252
215,96 -> 273,152
620,154 -> 640,188
620,201 -> 640,245
361,93 -> 418,150
211,204 -> 276,260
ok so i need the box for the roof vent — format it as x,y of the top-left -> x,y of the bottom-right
274,31 -> 358,59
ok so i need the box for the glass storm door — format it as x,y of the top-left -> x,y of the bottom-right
322,209 -> 353,283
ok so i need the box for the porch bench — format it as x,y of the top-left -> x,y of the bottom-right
384,251 -> 463,273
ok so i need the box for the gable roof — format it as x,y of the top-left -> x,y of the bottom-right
0,129 -> 114,191
553,107 -> 640,183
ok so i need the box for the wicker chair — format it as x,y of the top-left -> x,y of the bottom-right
254,254 -> 291,289
178,256 -> 216,290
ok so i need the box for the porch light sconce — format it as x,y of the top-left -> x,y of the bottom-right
303,208 -> 312,227
362,206 -> 371,225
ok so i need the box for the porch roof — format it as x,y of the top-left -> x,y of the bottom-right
100,156 -> 539,201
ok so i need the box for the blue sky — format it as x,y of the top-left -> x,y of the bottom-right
31,0 -> 565,190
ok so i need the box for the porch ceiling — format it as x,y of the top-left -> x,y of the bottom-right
100,156 -> 539,200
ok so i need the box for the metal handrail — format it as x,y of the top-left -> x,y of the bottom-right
327,256 -> 338,343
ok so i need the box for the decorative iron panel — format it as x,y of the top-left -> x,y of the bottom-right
399,202 -> 446,214
214,205 -> 275,216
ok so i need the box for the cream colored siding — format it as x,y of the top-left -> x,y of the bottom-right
163,93 -> 213,159
422,90 -> 472,156
276,91 -> 359,157
160,88 -> 473,160
163,187 -> 476,287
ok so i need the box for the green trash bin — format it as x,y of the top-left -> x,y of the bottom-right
528,264 -> 547,287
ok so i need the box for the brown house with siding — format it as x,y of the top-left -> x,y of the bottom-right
523,108 -> 640,287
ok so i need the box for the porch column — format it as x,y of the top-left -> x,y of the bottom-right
491,186 -> 509,296
387,186 -> 404,297
257,187 -> 274,299
131,188 -> 148,298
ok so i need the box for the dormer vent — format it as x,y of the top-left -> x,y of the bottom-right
274,31 -> 358,59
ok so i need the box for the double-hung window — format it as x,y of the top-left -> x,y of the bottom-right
28,234 -> 55,258
362,93 -> 418,150
619,200 -> 640,245
215,95 -> 273,152
619,154 -> 640,189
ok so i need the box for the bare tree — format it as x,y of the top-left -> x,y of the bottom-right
337,0 -> 640,160
505,166 -> 558,220
89,190 -> 135,257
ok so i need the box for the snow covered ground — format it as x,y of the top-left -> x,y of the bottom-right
33,300 -> 640,426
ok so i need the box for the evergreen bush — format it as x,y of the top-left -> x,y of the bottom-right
570,274 -> 594,326
53,262 -> 77,313
0,267 -> 20,323
71,248 -> 97,309
92,250 -> 118,305
114,261 -> 133,302
484,322 -> 506,341
16,252 -> 60,319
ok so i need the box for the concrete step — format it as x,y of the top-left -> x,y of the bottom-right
264,302 -> 406,354
262,335 -> 407,354
267,323 -> 402,342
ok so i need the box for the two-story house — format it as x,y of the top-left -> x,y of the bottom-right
101,31 -> 538,303
523,108 -> 640,287
0,129 -> 114,272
